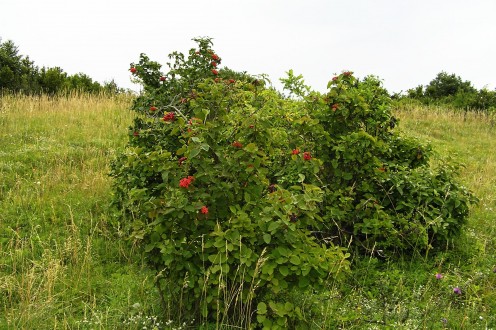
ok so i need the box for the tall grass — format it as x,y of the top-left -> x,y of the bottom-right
0,93 -> 162,329
1,95 -> 494,329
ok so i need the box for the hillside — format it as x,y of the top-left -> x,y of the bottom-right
0,94 -> 494,329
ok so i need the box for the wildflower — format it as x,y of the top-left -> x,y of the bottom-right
303,152 -> 312,161
200,206 -> 209,214
453,287 -> 462,295
435,273 -> 443,280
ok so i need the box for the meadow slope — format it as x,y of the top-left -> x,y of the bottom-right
0,95 -> 494,329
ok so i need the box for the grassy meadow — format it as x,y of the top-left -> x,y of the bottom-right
0,94 -> 495,329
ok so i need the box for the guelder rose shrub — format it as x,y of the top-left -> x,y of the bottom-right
110,38 -> 475,327
111,38 -> 349,328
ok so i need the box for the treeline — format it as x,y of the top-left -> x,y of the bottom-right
395,71 -> 496,112
0,39 -> 126,95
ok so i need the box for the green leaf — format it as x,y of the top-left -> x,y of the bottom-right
263,233 -> 271,244
244,142 -> 258,153
257,302 -> 267,314
189,147 -> 201,158
298,276 -> 309,288
279,266 -> 289,276
290,255 -> 301,265
268,221 -> 279,233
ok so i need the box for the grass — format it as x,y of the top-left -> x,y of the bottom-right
0,93 -> 162,329
0,95 -> 495,329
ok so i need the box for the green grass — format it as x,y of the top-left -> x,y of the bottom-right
0,94 -> 162,329
1,95 -> 495,329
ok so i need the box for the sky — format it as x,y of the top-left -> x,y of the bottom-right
1,0 -> 496,94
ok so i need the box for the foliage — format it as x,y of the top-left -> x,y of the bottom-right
0,38 -> 124,95
304,73 -> 478,254
111,38 -> 477,326
401,71 -> 496,112
111,38 -> 350,327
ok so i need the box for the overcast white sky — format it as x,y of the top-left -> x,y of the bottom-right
1,0 -> 495,93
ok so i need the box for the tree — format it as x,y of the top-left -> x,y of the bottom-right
425,71 -> 476,99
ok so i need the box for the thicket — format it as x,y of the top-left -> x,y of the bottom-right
110,38 -> 477,328
0,38 -> 123,95
399,71 -> 496,111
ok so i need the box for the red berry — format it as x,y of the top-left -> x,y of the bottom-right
150,106 -> 157,111
228,79 -> 235,84
303,152 -> 312,161
130,67 -> 137,74
163,112 -> 175,121
332,104 -> 339,111
292,149 -> 300,155
133,131 -> 139,137
211,61 -> 218,67
211,69 -> 219,75
160,76 -> 166,81
332,76 -> 338,81
179,177 -> 192,188
178,157 -> 187,165
200,206 -> 209,214
211,54 -> 220,61
232,141 -> 243,148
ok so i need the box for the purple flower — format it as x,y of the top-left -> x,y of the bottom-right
453,287 -> 462,295
435,273 -> 443,280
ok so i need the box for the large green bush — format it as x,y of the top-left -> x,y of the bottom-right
110,38 -> 476,327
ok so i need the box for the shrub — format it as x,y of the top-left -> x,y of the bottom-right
111,38 -> 349,328
303,72 -> 477,253
110,38 -> 476,326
